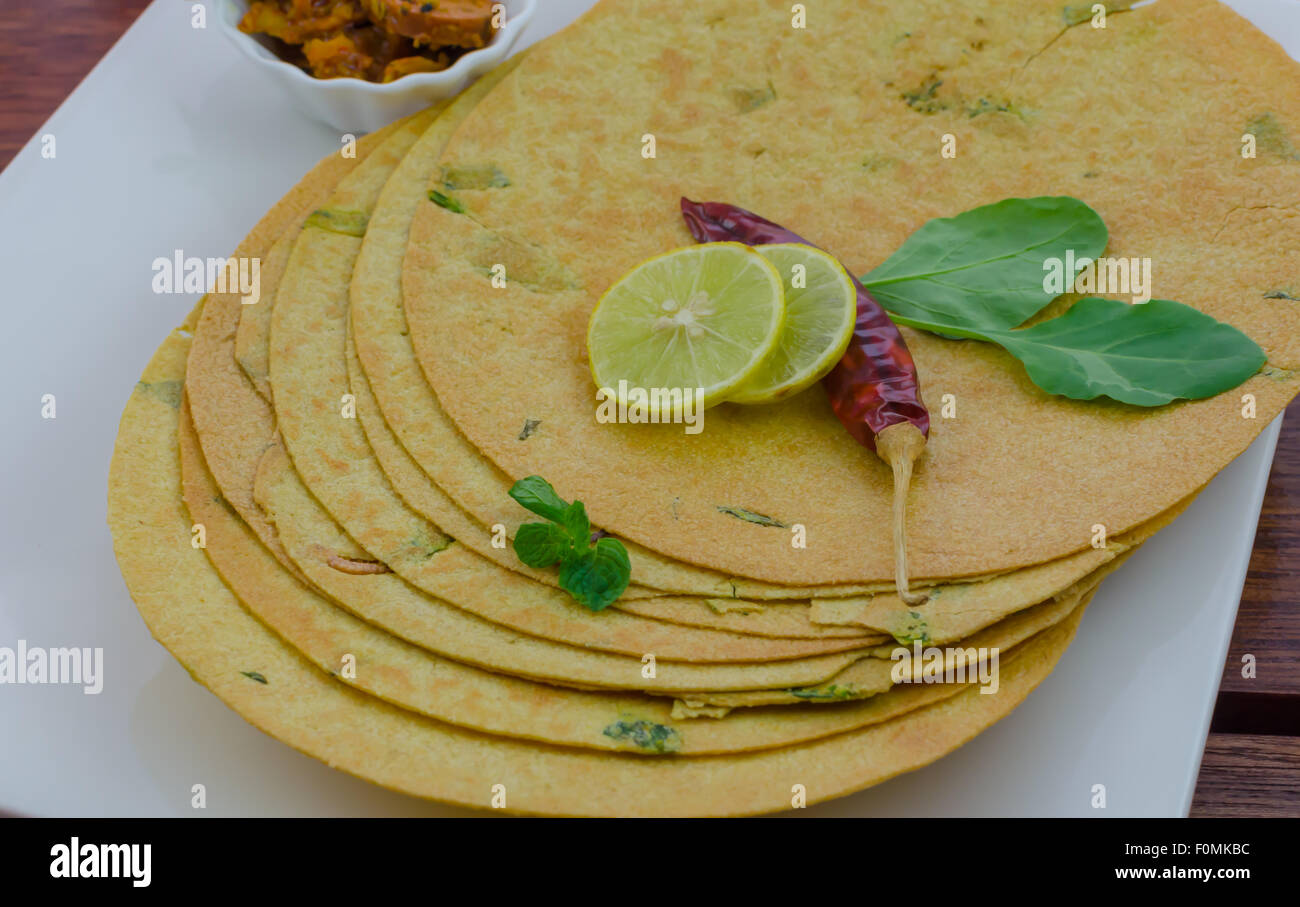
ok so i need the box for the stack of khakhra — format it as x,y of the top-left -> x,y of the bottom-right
110,0 -> 1300,816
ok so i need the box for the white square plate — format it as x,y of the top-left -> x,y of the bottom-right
0,0 -> 1289,817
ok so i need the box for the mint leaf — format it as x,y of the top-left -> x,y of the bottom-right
984,298 -> 1268,405
559,500 -> 591,548
558,537 -> 632,612
514,522 -> 573,568
506,477 -> 632,610
508,475 -> 569,523
863,196 -> 1107,331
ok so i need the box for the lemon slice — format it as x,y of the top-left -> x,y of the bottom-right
728,244 -> 857,404
587,243 -> 785,415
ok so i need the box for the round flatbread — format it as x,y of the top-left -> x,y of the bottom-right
109,317 -> 1083,813
403,0 -> 1300,585
346,73 -> 908,601
183,392 -> 1047,754
185,117 -> 411,582
265,110 -> 869,662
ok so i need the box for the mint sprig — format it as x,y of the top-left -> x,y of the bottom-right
509,476 -> 631,611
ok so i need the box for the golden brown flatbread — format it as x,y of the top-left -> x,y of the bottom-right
404,0 -> 1300,584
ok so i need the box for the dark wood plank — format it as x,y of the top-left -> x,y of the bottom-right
1190,733 -> 1300,817
0,0 -> 152,167
1219,398 -> 1300,698
1210,691 -> 1300,736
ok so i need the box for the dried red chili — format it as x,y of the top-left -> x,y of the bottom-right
680,198 -> 931,603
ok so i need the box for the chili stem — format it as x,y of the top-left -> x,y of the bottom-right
875,422 -> 928,605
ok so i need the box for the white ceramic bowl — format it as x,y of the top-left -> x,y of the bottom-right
217,0 -> 536,133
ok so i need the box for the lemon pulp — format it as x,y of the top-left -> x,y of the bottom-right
727,243 -> 857,404
587,243 -> 786,416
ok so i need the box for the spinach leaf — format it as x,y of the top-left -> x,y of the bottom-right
985,298 -> 1268,405
860,196 -> 1264,405
863,196 -> 1107,331
558,537 -> 632,612
892,298 -> 1267,406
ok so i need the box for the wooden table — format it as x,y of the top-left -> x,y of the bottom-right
3,0 -> 1296,817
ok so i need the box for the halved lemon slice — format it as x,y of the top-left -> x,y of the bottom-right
728,244 -> 857,404
587,243 -> 785,416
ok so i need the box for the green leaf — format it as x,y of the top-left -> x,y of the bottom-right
441,164 -> 512,190
983,298 -> 1268,405
304,208 -> 370,237
508,475 -> 569,523
715,505 -> 789,528
428,189 -> 466,214
506,476 -> 633,610
558,537 -> 632,612
863,196 -> 1108,331
559,500 -> 591,548
513,522 -> 573,568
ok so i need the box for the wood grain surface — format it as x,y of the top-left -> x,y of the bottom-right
1191,734 -> 1300,817
1,0 -> 1295,818
0,1 -> 152,164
